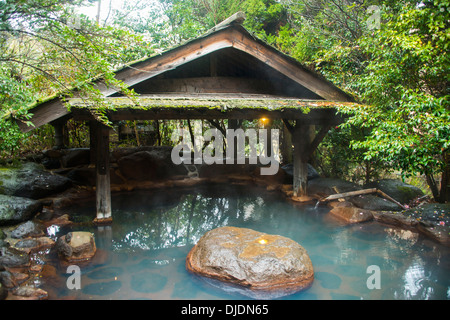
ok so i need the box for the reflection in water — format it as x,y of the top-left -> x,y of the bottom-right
109,188 -> 278,253
49,185 -> 449,300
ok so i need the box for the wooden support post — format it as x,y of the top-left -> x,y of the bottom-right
262,118 -> 273,158
287,121 -> 332,198
93,122 -> 112,224
53,123 -> 64,150
51,119 -> 67,150
281,123 -> 293,164
89,121 -> 97,166
292,125 -> 313,197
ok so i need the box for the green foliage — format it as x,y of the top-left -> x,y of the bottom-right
335,1 -> 450,200
241,0 -> 286,38
0,0 -> 448,201
0,0 -> 154,160
271,0 -> 449,200
342,93 -> 449,177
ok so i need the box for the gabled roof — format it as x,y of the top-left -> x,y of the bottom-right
17,12 -> 354,132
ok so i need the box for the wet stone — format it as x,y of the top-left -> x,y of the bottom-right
329,206 -> 374,224
11,221 -> 44,239
12,286 -> 48,300
56,231 -> 96,262
186,226 -> 314,295
0,247 -> 29,268
14,237 -> 55,253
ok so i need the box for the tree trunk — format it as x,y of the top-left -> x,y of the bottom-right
426,174 -> 440,202
439,152 -> 449,203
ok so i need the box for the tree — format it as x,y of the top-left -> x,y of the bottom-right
0,0 -> 153,160
275,0 -> 448,202
337,1 -> 450,202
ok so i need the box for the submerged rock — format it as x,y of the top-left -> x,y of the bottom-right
56,231 -> 96,263
329,206 -> 374,224
186,226 -> 314,296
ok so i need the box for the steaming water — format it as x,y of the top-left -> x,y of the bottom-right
43,185 -> 449,300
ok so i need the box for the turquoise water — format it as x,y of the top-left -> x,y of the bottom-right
44,185 -> 449,300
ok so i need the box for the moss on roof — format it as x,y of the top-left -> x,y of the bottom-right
68,96 -> 358,112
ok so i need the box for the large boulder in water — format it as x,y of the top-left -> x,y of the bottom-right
56,231 -> 96,263
186,226 -> 314,296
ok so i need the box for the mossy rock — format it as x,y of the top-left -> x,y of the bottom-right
0,194 -> 43,226
0,162 -> 72,199
364,179 -> 424,205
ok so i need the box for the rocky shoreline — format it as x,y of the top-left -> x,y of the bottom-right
0,146 -> 449,299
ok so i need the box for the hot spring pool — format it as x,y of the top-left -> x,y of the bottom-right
43,185 -> 449,300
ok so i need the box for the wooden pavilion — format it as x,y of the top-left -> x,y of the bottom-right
17,12 -> 355,224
